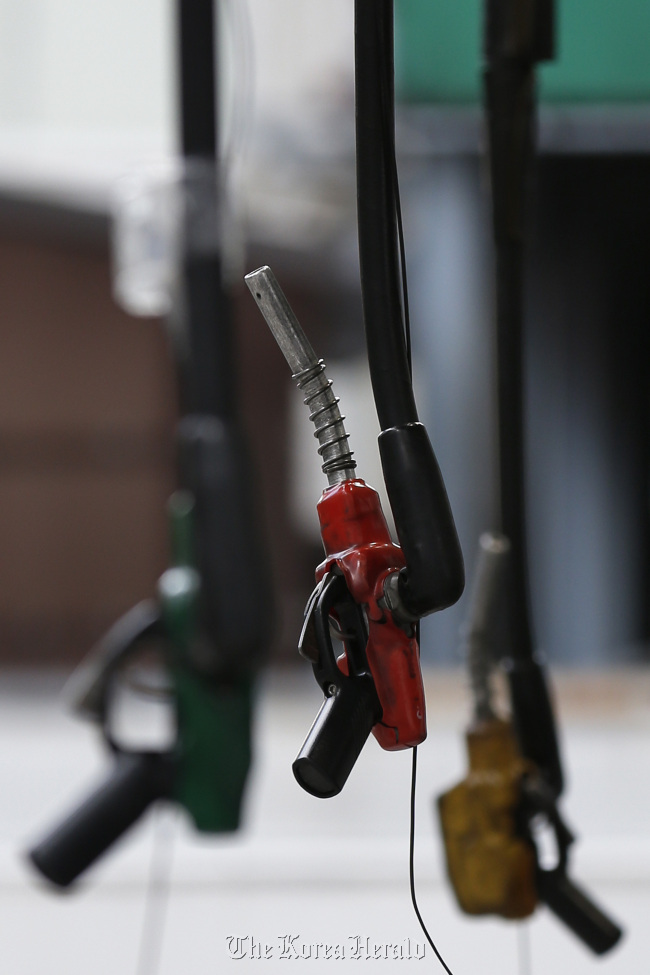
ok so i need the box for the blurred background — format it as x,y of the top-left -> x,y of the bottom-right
0,0 -> 649,972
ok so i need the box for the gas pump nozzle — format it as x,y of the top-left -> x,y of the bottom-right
246,266 -> 427,797
437,533 -> 623,953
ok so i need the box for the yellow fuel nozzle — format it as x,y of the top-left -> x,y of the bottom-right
437,716 -> 537,919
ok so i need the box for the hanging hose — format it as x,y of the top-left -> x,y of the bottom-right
355,0 -> 417,430
354,0 -> 465,621
483,0 -> 563,796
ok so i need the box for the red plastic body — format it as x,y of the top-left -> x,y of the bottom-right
315,479 -> 426,750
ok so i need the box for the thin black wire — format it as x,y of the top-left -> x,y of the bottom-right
396,187 -> 412,373
383,10 -> 453,970
379,7 -> 412,376
409,747 -> 456,975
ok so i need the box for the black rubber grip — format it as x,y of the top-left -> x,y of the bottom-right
538,869 -> 623,955
379,423 -> 464,617
28,752 -> 174,888
293,678 -> 381,798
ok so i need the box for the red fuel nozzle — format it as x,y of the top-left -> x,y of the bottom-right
316,478 -> 426,749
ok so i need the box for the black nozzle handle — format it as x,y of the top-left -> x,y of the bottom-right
378,423 -> 464,618
506,655 -> 564,797
293,570 -> 382,798
28,752 -> 174,888
293,676 -> 381,798
537,869 -> 623,955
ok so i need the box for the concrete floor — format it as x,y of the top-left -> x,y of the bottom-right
1,667 -> 648,974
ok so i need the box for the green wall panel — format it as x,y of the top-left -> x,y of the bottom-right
396,0 -> 650,104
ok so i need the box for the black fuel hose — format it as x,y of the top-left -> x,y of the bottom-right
354,0 -> 417,431
483,0 -> 563,796
354,0 -> 464,618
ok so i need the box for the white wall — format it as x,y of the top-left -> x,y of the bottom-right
0,0 -> 172,134
0,0 -> 354,199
